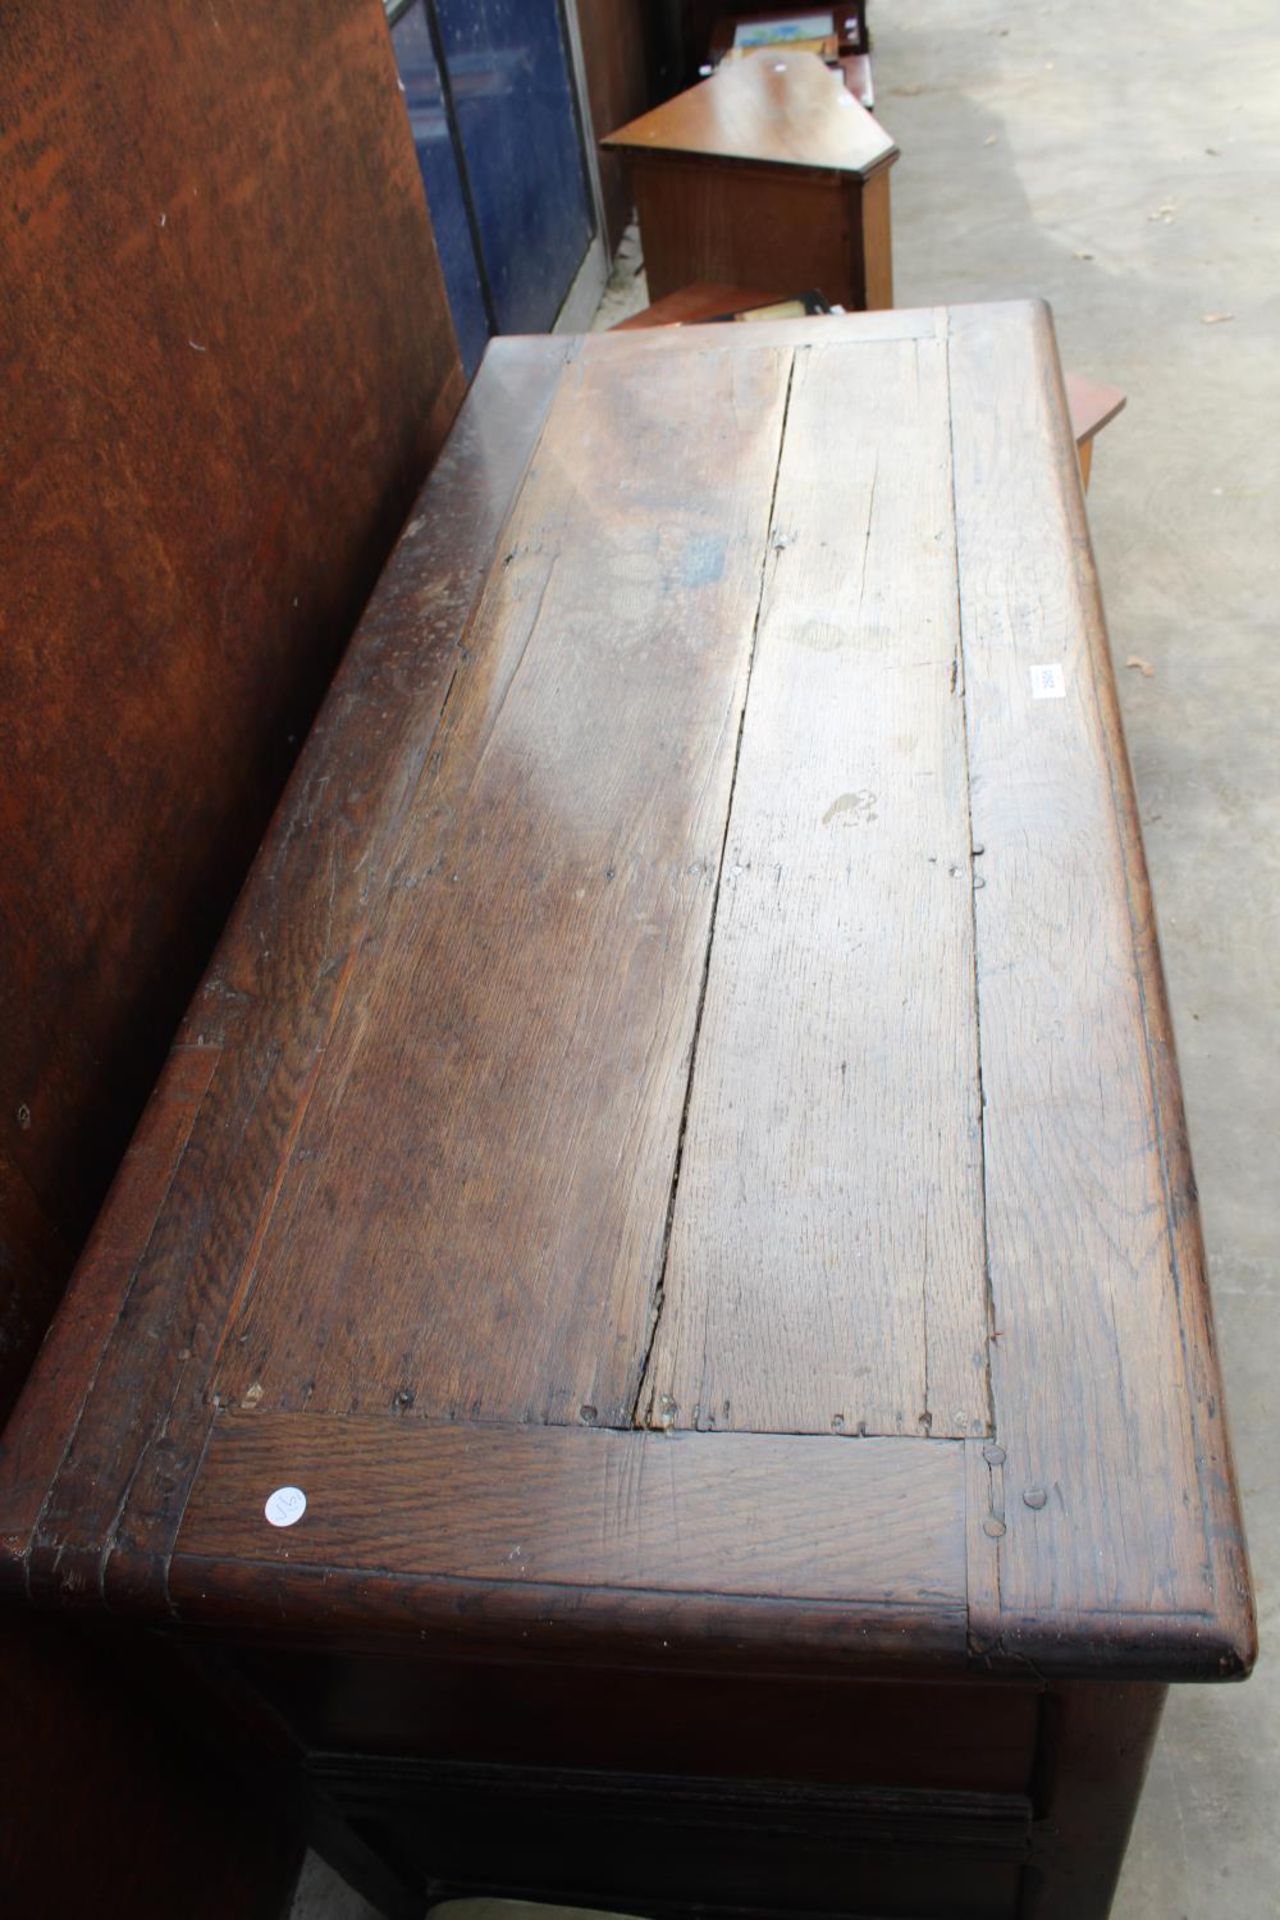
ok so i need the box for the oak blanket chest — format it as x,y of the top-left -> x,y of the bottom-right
0,303 -> 1253,1919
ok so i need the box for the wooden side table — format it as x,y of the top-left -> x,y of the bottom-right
602,51 -> 898,309
0,304 -> 1250,1920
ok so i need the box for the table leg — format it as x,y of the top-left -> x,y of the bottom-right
856,167 -> 894,310
1022,1681 -> 1167,1919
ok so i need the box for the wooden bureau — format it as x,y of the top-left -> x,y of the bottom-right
0,303 -> 1252,1920
602,51 -> 897,309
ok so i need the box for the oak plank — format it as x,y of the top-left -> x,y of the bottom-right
6,341 -> 569,1611
211,343 -> 797,1428
947,302 -> 1238,1650
630,157 -> 868,309
642,335 -> 989,1439
172,1416 -> 968,1665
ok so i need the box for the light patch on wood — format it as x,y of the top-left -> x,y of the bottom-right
640,335 -> 990,1438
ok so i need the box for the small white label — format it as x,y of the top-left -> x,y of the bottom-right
264,1485 -> 307,1528
1030,663 -> 1066,700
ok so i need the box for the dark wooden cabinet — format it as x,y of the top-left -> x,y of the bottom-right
0,304 -> 1252,1920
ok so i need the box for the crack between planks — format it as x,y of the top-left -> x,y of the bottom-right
630,350 -> 801,1430
944,317 -> 998,1446
854,451 -> 878,629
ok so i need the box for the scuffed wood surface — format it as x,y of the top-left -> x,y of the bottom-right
177,1417 -> 967,1610
641,333 -> 989,1439
602,49 -> 896,177
212,343 -> 794,1429
949,303 -> 1250,1672
2,342 -> 567,1606
0,305 -> 1253,1683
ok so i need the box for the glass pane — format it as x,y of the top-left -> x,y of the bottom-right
390,2 -> 491,377
430,0 -> 594,334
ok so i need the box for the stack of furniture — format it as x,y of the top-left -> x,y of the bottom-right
605,11 -> 1128,488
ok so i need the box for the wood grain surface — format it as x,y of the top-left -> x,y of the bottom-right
591,305 -> 940,353
0,0 -> 464,1421
860,165 -> 894,308
948,302 -> 1252,1673
630,156 -> 879,309
1,340 -> 569,1606
0,305 -> 1254,1689
211,343 -> 794,1429
602,49 -> 896,177
641,334 -> 988,1439
176,1416 -> 966,1609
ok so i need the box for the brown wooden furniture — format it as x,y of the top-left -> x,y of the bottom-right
1064,371 -> 1128,487
0,302 -> 1251,1920
602,51 -> 897,309
576,0 -> 662,253
614,281 -> 801,326
617,286 -> 1128,490
0,0 -> 464,1910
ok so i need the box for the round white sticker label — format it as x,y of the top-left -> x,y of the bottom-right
264,1485 -> 307,1528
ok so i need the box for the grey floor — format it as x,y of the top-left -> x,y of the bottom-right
295,2 -> 1277,1913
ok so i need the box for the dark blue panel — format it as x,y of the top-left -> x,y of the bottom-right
430,0 -> 594,335
390,3 -> 491,378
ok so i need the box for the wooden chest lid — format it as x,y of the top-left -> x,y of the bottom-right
601,49 -> 896,179
0,303 -> 1252,1683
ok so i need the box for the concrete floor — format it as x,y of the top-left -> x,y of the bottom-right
876,6 -> 1278,1915
295,2 -> 1277,1913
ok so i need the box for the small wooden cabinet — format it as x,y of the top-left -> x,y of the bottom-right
0,305 -> 1251,1920
603,50 -> 897,308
